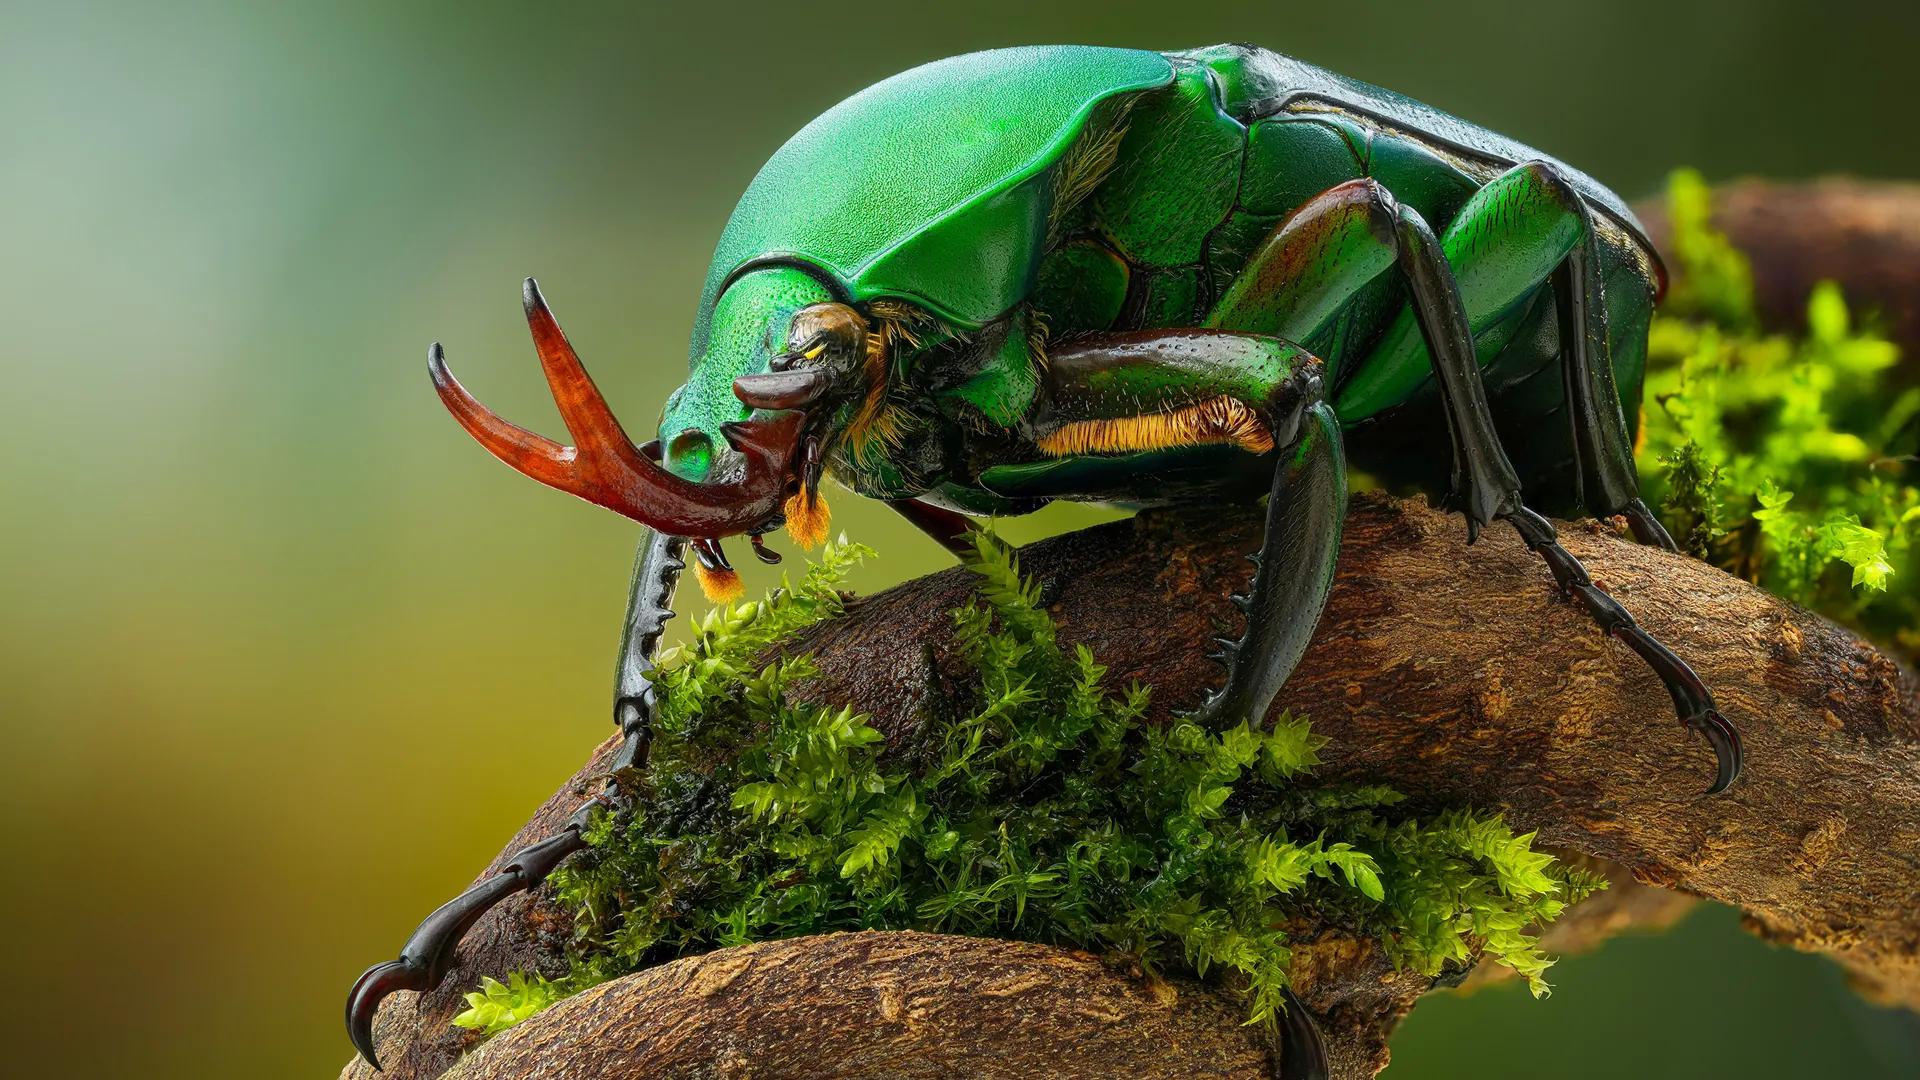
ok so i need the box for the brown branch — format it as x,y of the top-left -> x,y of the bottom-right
1635,178 -> 1920,357
342,181 -> 1920,1080
436,932 -> 1284,1080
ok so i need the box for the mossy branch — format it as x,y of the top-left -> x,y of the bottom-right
341,180 -> 1920,1080
343,492 -> 1920,1080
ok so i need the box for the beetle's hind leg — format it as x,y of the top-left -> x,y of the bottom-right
1331,162 -> 1676,550
1380,189 -> 1740,792
345,530 -> 686,1070
1534,164 -> 1678,551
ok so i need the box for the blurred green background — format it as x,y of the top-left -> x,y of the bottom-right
4,2 -> 1917,1076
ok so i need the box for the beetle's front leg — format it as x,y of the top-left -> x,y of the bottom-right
345,529 -> 685,1070
979,329 -> 1348,730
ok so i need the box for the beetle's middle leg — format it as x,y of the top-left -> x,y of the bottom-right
1347,183 -> 1739,791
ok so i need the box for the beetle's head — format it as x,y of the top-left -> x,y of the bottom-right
429,267 -> 907,602
648,268 -> 901,595
767,301 -> 874,407
430,272 -> 876,602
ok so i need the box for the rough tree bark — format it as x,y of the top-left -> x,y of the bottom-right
341,181 -> 1920,1080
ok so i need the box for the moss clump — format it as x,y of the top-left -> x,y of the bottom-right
1642,169 -> 1919,654
450,972 -> 564,1038
458,533 -> 1600,1038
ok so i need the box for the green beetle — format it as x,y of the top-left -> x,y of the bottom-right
354,44 -> 1738,1074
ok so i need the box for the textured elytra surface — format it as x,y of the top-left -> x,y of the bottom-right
694,46 -> 1172,333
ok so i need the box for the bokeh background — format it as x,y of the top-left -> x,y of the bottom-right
5,2 -> 1919,1077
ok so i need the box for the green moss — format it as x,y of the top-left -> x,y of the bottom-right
1641,169 -> 1919,653
1659,169 -> 1759,331
450,972 -> 565,1038
464,533 -> 1599,1039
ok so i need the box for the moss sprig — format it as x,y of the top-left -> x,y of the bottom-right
1642,169 -> 1919,651
463,532 -> 1596,1038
